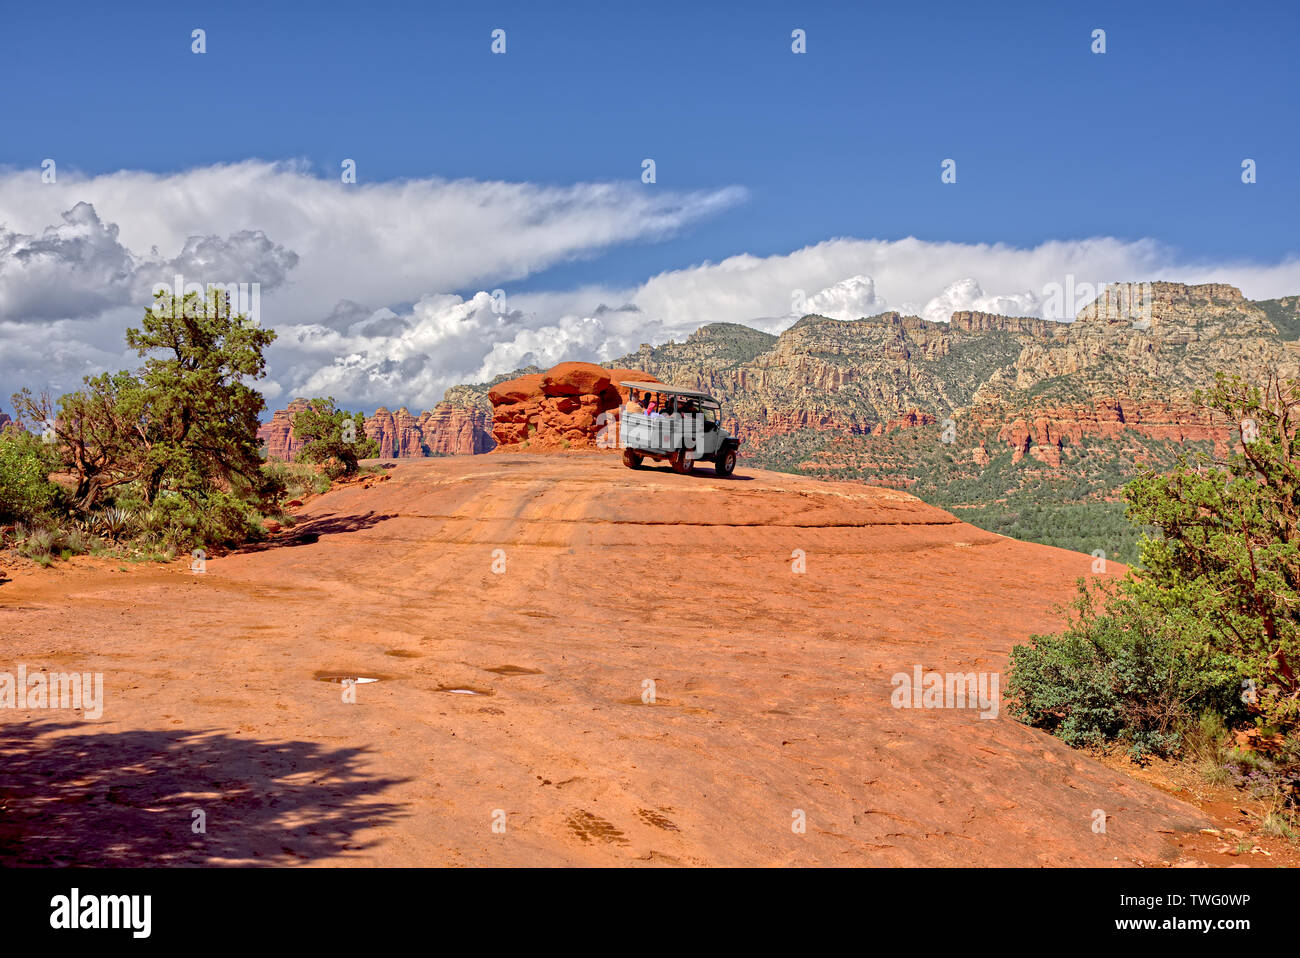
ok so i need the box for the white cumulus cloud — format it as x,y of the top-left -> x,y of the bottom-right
4,161 -> 1300,415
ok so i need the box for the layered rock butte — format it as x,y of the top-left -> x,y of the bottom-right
0,455 -> 1215,866
258,394 -> 495,461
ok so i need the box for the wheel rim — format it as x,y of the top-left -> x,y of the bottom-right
724,450 -> 735,472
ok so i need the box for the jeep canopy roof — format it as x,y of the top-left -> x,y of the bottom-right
619,381 -> 717,400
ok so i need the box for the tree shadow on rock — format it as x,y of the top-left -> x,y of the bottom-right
0,721 -> 409,866
235,510 -> 398,554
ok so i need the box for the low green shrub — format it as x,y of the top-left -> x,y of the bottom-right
1006,580 -> 1244,760
262,460 -> 331,501
0,428 -> 60,523
133,489 -> 263,550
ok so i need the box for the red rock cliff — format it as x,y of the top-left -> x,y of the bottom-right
257,398 -> 312,461
260,398 -> 495,460
979,398 -> 1231,467
489,362 -> 659,449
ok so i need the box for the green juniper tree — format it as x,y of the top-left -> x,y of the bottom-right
1126,373 -> 1300,731
11,288 -> 280,545
12,370 -> 148,510
126,288 -> 277,506
291,398 -> 378,477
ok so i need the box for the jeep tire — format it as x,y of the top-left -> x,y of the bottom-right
715,446 -> 737,477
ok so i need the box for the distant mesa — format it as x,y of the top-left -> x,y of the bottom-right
258,396 -> 495,461
488,361 -> 660,450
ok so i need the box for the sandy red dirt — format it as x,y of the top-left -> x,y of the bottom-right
0,453 -> 1217,865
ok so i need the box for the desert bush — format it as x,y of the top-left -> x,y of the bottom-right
1006,580 -> 1244,760
1183,711 -> 1234,785
0,428 -> 60,523
132,490 -> 262,550
63,525 -> 97,555
291,398 -> 377,478
1224,735 -> 1300,818
17,526 -> 57,561
262,460 -> 331,501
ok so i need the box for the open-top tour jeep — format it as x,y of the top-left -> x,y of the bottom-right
616,381 -> 740,477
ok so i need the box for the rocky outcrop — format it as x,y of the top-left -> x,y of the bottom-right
870,409 -> 939,436
415,404 -> 495,455
365,406 -> 424,458
985,399 -> 1232,467
973,282 -> 1297,406
257,399 -> 311,461
261,396 -> 495,461
488,362 -> 658,449
949,311 -> 1061,337
361,399 -> 496,458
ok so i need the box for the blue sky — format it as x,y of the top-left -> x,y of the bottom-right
4,0 -> 1296,285
1,0 -> 1297,409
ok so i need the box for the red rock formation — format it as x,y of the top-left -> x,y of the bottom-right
391,407 -> 425,458
416,405 -> 495,455
366,407 -> 397,458
364,402 -> 497,457
871,409 -> 938,436
489,362 -> 659,450
982,398 -> 1232,466
257,398 -> 311,461
262,399 -> 495,461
